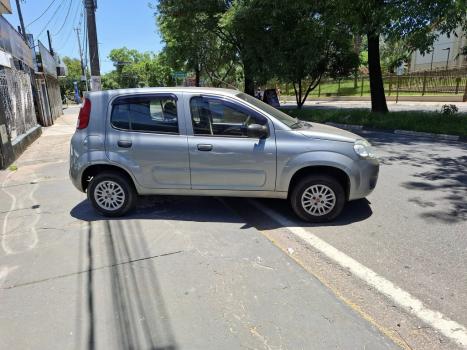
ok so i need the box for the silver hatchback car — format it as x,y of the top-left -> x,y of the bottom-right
70,87 -> 379,222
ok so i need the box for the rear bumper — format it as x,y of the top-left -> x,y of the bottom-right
348,157 -> 379,200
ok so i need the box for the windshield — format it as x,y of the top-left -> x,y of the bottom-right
236,92 -> 302,129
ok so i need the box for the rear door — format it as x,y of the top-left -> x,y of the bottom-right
105,93 -> 190,189
186,95 -> 276,191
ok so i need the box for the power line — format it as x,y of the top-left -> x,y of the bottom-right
53,0 -> 74,36
36,0 -> 67,40
54,0 -> 81,51
26,0 -> 60,28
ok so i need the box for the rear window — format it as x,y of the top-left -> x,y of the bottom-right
111,95 -> 178,134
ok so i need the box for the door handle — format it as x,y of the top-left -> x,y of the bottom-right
117,140 -> 132,148
197,144 -> 213,151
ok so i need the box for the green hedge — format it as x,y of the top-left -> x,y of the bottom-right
282,108 -> 467,137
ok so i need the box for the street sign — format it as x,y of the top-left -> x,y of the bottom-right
172,71 -> 186,79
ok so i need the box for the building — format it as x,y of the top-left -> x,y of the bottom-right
0,0 -> 11,14
409,27 -> 467,72
35,40 -> 63,125
0,9 -> 41,169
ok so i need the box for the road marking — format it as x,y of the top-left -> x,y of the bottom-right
251,200 -> 467,348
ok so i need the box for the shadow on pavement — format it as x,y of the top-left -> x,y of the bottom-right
69,194 -> 373,348
401,155 -> 467,223
71,195 -> 373,230
74,218 -> 178,350
361,130 -> 467,224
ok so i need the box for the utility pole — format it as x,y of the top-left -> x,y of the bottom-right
85,0 -> 101,91
442,47 -> 450,71
47,30 -> 54,55
75,28 -> 89,91
430,48 -> 435,71
15,0 -> 27,41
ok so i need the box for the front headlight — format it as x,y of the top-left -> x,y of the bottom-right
353,139 -> 375,158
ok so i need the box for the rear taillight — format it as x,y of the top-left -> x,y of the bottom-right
77,98 -> 91,129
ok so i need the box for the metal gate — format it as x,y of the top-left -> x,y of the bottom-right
0,66 -> 36,141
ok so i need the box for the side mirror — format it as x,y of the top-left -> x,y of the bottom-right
247,123 -> 268,139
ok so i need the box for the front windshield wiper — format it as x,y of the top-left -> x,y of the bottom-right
290,120 -> 304,129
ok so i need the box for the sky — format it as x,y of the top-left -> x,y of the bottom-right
5,0 -> 163,73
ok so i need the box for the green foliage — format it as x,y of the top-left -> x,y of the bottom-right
441,104 -> 459,116
101,71 -> 120,90
105,47 -> 174,89
59,56 -> 86,99
380,40 -> 411,73
282,108 -> 467,137
157,0 -> 241,88
244,0 -> 358,107
156,0 -> 358,103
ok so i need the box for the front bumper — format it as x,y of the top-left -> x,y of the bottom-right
348,157 -> 379,200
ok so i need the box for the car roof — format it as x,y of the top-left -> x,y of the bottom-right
86,86 -> 241,99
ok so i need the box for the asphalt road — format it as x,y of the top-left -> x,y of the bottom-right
1,107 -> 466,349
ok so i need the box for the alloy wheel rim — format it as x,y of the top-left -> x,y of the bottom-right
94,180 -> 125,211
301,184 -> 336,216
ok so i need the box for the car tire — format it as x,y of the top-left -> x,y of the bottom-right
87,172 -> 137,217
290,175 -> 346,222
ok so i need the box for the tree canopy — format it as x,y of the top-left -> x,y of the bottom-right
103,47 -> 173,89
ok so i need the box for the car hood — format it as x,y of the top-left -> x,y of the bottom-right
296,122 -> 360,143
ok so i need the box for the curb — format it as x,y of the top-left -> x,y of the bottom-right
324,122 -> 465,142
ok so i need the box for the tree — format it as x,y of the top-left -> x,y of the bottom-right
380,40 -> 411,73
157,2 -> 238,87
101,71 -> 120,90
156,0 -> 271,95
106,47 -> 173,89
236,0 -> 358,108
157,1 -> 240,88
340,0 -> 467,113
156,0 -> 358,101
59,57 -> 86,98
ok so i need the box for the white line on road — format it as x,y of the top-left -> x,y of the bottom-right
251,200 -> 467,348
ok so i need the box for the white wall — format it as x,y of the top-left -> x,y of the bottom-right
410,28 -> 466,72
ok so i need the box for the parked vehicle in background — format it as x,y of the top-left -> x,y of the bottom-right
69,87 -> 379,222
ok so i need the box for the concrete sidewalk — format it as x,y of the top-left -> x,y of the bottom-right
0,110 -> 398,349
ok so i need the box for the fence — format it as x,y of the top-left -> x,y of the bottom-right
0,66 -> 36,141
278,69 -> 467,98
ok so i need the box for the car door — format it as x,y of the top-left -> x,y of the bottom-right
187,95 -> 276,191
105,93 -> 190,189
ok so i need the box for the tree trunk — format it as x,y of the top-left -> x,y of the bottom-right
195,67 -> 200,87
367,31 -> 388,113
353,34 -> 362,89
294,80 -> 303,109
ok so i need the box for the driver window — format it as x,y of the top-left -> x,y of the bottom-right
190,96 -> 267,137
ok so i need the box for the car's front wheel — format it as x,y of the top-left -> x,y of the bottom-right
290,175 -> 345,222
88,172 -> 136,217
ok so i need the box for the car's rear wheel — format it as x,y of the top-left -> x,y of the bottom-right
88,172 -> 136,217
290,175 -> 345,222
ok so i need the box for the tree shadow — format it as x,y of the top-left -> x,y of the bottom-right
400,155 -> 467,224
